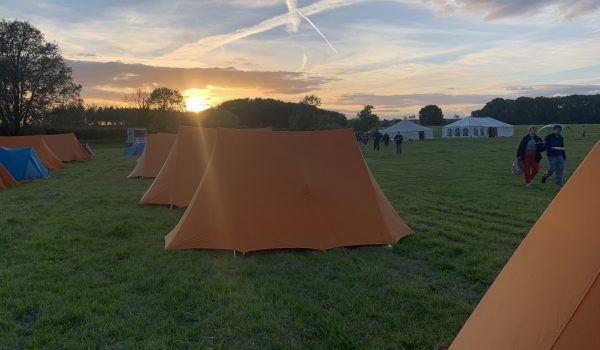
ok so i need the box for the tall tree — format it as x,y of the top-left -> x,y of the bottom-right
147,87 -> 185,111
419,105 -> 444,126
0,20 -> 81,135
125,89 -> 150,110
300,94 -> 322,107
353,105 -> 379,131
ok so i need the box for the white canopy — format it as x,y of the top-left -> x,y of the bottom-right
442,117 -> 514,138
382,120 -> 434,140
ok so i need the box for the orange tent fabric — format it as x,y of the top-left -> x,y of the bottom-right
0,136 -> 63,169
128,133 -> 176,178
451,141 -> 600,350
42,133 -> 91,162
0,163 -> 17,189
140,126 -> 217,207
165,128 -> 412,253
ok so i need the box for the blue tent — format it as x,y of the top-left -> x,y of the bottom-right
0,147 -> 49,180
124,142 -> 145,156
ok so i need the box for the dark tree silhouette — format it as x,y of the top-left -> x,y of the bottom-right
147,87 -> 185,111
300,94 -> 322,107
353,105 -> 379,131
419,105 -> 444,126
0,20 -> 81,135
471,94 -> 600,124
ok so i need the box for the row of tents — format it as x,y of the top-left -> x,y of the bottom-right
380,117 -> 515,140
128,127 -> 413,252
130,126 -> 600,348
0,133 -> 92,189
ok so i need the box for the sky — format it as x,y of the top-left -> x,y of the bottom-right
3,0 -> 600,118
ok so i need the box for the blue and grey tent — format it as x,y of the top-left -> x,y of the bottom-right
0,147 -> 49,180
124,142 -> 145,156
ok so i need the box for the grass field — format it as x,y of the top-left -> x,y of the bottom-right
1,126 -> 599,349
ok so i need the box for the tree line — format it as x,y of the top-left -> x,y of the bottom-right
41,97 -> 348,134
471,95 -> 600,125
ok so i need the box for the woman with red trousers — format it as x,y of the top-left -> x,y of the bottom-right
516,126 -> 545,187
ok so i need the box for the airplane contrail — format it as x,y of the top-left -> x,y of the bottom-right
296,9 -> 338,54
162,0 -> 357,61
286,0 -> 301,32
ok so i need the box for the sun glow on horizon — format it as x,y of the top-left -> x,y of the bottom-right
184,89 -> 212,112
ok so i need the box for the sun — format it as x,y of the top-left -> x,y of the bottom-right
184,94 -> 211,112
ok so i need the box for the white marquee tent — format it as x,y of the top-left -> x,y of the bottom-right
442,117 -> 514,138
382,120 -> 434,141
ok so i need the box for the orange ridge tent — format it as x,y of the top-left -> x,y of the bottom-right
165,128 -> 412,253
0,163 -> 17,189
139,126 -> 217,207
128,133 -> 176,178
42,133 -> 92,162
0,136 -> 63,169
450,141 -> 600,350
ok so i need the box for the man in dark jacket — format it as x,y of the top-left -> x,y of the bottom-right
372,129 -> 382,151
383,133 -> 390,146
394,132 -> 404,154
517,126 -> 545,186
542,125 -> 567,185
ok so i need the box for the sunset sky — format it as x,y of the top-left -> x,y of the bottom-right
3,0 -> 600,117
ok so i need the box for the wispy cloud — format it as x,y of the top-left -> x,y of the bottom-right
161,0 -> 361,61
426,0 -> 600,20
298,51 -> 308,71
285,0 -> 301,32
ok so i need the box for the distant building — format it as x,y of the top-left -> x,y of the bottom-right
442,117 -> 514,138
382,120 -> 434,141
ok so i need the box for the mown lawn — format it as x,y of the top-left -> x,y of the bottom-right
1,126 -> 598,349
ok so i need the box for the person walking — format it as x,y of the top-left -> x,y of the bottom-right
383,133 -> 390,146
517,126 -> 545,187
394,132 -> 404,155
581,125 -> 586,138
372,129 -> 382,151
542,125 -> 567,186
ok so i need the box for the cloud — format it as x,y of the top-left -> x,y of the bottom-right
227,0 -> 283,7
67,60 -> 333,104
425,0 -> 600,20
338,92 -> 498,107
298,52 -> 308,71
506,84 -> 600,96
285,0 -> 301,32
161,0 -> 363,60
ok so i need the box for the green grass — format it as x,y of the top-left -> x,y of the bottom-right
1,126 -> 598,349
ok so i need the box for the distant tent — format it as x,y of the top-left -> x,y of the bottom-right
0,136 -> 63,169
382,120 -> 433,140
42,133 -> 92,162
124,142 -> 145,156
0,147 -> 49,180
442,117 -> 514,138
140,126 -> 217,207
451,141 -> 600,350
165,128 -> 413,253
128,133 -> 176,178
0,163 -> 17,189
